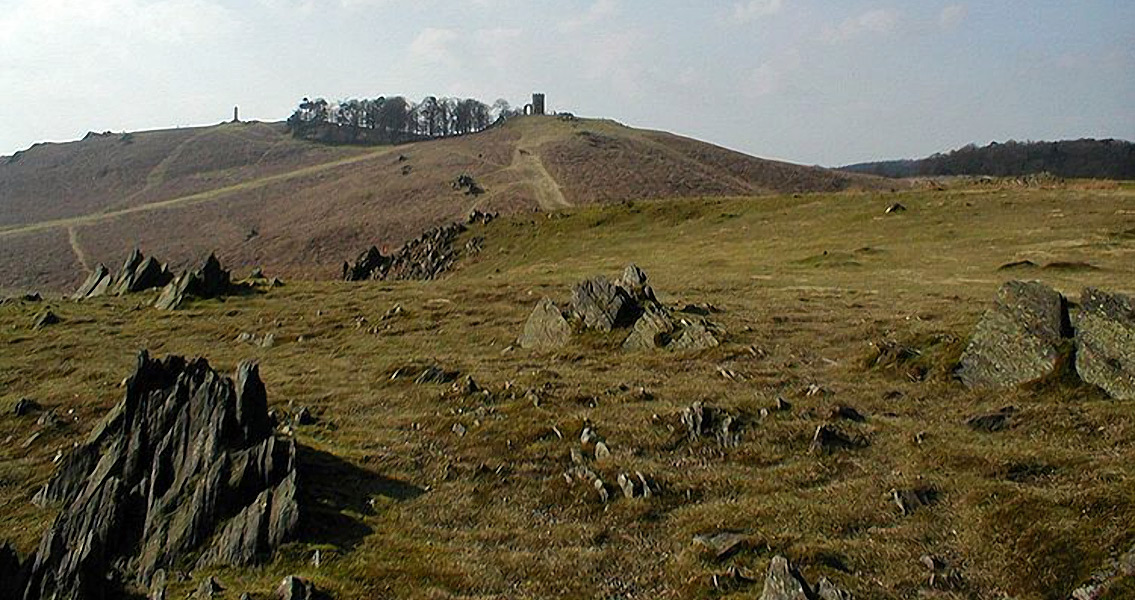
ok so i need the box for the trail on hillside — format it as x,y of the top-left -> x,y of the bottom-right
0,147 -> 393,239
510,146 -> 571,211
67,226 -> 91,274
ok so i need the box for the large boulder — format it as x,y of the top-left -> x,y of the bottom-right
956,281 -> 1072,388
71,264 -> 111,300
154,253 -> 232,310
1074,288 -> 1135,399
570,276 -> 634,331
520,298 -> 572,350
622,303 -> 674,350
18,351 -> 298,600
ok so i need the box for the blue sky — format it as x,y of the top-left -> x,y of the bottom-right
0,0 -> 1131,165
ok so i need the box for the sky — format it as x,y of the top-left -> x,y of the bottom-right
0,0 -> 1132,166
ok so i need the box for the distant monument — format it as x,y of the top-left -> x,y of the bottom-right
525,93 -> 546,116
232,106 -> 240,123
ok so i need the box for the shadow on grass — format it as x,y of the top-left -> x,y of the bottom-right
296,445 -> 425,551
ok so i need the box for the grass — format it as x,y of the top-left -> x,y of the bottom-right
1,183 -> 1134,599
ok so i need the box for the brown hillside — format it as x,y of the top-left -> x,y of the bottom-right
0,116 -> 892,292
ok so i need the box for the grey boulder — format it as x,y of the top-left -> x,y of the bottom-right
520,298 -> 572,350
1074,288 -> 1135,399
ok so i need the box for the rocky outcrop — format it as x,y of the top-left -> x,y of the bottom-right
16,351 -> 298,600
758,556 -> 851,600
519,297 -> 572,350
343,212 -> 497,282
520,264 -> 723,352
0,543 -> 26,599
73,249 -> 174,300
956,281 -> 1072,388
1074,288 -> 1135,400
154,253 -> 233,310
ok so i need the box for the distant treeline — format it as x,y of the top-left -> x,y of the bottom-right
287,96 -> 521,145
841,139 -> 1135,180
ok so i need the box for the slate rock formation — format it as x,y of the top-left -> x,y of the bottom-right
956,281 -> 1072,388
758,556 -> 851,600
1074,288 -> 1135,400
73,249 -> 174,300
343,212 -> 497,282
520,264 -> 723,352
519,297 -> 572,350
154,253 -> 233,310
16,351 -> 298,600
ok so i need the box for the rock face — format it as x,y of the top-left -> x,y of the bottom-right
519,298 -> 572,350
1074,288 -> 1135,400
521,264 -> 723,352
18,351 -> 298,600
956,281 -> 1072,388
73,249 -> 173,300
344,212 -> 496,282
759,556 -> 811,600
154,253 -> 233,310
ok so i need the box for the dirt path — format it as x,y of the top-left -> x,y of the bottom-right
67,226 -> 91,274
0,147 -> 394,239
510,147 -> 571,211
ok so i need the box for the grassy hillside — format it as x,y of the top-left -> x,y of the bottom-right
0,117 -> 890,293
2,182 -> 1134,599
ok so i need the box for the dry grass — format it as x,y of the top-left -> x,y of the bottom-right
1,183 -> 1134,599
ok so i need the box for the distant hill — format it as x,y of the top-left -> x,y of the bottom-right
0,116 -> 891,291
841,139 -> 1135,180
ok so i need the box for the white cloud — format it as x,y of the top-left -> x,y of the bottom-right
409,28 -> 461,65
559,0 -> 620,32
822,9 -> 898,43
732,0 -> 783,24
745,50 -> 801,98
939,4 -> 968,30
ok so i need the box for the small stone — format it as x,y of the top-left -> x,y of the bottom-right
452,423 -> 467,437
569,446 -> 584,465
13,397 -> 41,416
891,486 -> 939,515
775,397 -> 792,411
260,333 -> 276,348
966,406 -> 1015,432
294,406 -> 316,426
759,556 -> 809,600
594,441 -> 611,461
828,405 -> 865,422
693,532 -> 749,560
593,478 -> 609,503
33,310 -> 61,329
237,332 -> 253,343
885,202 -> 907,213
617,473 -> 635,499
275,575 -> 314,600
196,576 -> 223,598
810,424 -> 862,454
636,471 -> 652,498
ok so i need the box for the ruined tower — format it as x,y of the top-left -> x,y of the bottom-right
531,93 -> 546,116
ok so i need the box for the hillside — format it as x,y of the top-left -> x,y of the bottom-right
0,116 -> 890,293
841,138 -> 1135,180
2,182 -> 1134,599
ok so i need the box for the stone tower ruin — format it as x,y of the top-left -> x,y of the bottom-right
529,93 -> 546,116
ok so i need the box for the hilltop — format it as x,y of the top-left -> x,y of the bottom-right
2,181 -> 1134,599
0,116 -> 890,292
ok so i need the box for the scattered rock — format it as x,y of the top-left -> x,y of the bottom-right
891,486 -> 940,515
614,263 -> 657,303
885,202 -> 907,213
828,405 -> 865,422
815,578 -> 853,600
294,406 -> 316,426
956,281 -> 1072,388
810,424 -> 864,454
275,575 -> 315,600
195,576 -> 224,598
622,302 -> 675,350
759,556 -> 811,600
966,406 -> 1015,432
998,259 -> 1038,271
22,291 -> 43,302
35,410 -> 64,428
19,352 -> 298,600
154,253 -> 233,310
32,310 -> 60,329
694,532 -> 749,561
681,401 -> 743,447
414,365 -> 460,385
519,298 -> 572,350
74,249 -> 174,300
594,441 -> 611,461
1074,288 -> 1135,400
452,173 -> 484,196
344,219 -> 487,282
13,397 -> 41,416
920,554 -> 963,590
571,275 -> 634,331
1070,542 -> 1135,600
452,423 -> 467,437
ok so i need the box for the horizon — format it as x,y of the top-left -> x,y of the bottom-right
1,1 -> 1133,166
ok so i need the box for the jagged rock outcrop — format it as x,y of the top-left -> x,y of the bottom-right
956,281 -> 1072,388
1074,288 -> 1135,400
154,253 -> 232,310
759,556 -> 852,600
520,264 -> 723,352
519,297 -> 572,350
343,212 -> 497,282
73,249 -> 174,300
17,351 -> 298,600
1,543 -> 26,599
